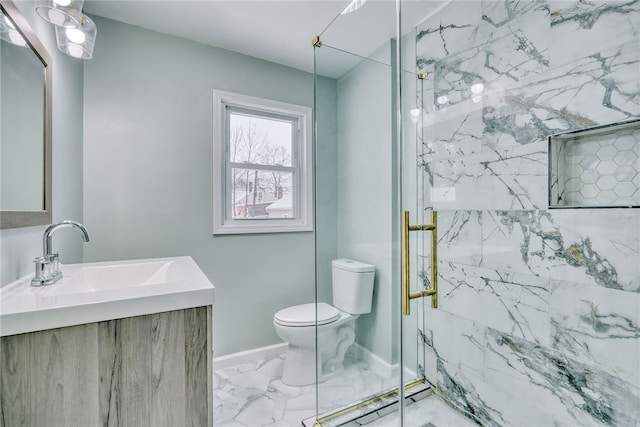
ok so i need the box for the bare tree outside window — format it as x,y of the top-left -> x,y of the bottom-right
229,113 -> 294,219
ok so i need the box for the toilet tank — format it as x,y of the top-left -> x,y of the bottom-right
332,259 -> 375,314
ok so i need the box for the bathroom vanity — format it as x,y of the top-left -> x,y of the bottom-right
0,256 -> 215,426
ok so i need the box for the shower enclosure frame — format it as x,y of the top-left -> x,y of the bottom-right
308,1 -> 439,424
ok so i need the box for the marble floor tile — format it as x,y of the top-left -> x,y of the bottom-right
365,395 -> 478,427
214,353 -> 476,427
214,353 -> 385,427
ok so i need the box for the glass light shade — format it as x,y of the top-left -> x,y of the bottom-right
1,28 -> 28,46
54,14 -> 96,59
35,0 -> 84,28
0,11 -> 27,47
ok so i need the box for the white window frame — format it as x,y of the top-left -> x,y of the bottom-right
213,90 -> 313,235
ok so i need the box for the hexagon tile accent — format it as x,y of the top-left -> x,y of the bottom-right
550,120 -> 640,208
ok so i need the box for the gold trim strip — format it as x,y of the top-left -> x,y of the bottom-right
314,380 -> 428,426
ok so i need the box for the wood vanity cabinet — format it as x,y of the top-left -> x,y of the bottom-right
0,306 -> 213,427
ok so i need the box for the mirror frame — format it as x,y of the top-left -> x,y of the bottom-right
0,0 -> 53,229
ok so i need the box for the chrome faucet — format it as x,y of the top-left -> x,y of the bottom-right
31,220 -> 91,286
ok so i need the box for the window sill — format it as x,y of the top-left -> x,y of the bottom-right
213,222 -> 313,235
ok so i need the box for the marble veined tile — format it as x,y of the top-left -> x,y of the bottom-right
214,354 -> 392,427
425,308 -> 486,378
432,34 -> 549,110
283,393 -> 332,425
214,370 -> 275,424
318,356 -> 389,407
484,328 -> 640,427
480,27 -> 549,87
482,0 -> 550,41
550,0 -> 640,68
483,40 -> 640,152
482,210 -> 564,277
437,261 -> 550,345
436,358 -> 507,427
234,395 -> 280,427
228,370 -> 271,393
415,0 -> 482,70
426,1 -> 550,111
433,46 -> 488,108
482,209 -> 640,292
434,209 -> 483,266
214,357 -> 297,426
420,106 -> 484,163
364,394 -> 478,427
550,279 -> 640,388
422,142 -> 547,210
441,357 -> 554,427
264,422 -> 294,427
423,341 -> 438,386
416,303 -> 428,383
257,356 -> 285,377
551,208 -> 640,290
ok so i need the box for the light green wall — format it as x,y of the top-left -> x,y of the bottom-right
1,1 -> 84,286
335,42 -> 394,364
315,75 -> 339,304
83,16 -> 337,356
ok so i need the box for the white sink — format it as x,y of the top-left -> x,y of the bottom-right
0,256 -> 215,336
62,260 -> 181,293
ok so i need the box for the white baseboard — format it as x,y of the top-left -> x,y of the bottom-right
213,342 -> 288,370
348,343 -> 396,379
348,344 -> 418,380
214,342 -> 419,380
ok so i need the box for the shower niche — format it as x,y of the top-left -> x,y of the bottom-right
549,119 -> 640,209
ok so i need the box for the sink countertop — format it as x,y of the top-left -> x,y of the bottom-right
0,256 -> 215,336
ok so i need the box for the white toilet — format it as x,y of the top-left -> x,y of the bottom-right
273,258 -> 375,386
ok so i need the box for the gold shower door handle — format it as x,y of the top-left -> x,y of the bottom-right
401,210 -> 438,315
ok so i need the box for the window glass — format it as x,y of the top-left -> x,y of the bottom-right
229,112 -> 293,167
230,168 -> 294,219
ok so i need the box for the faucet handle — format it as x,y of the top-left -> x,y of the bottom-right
31,256 -> 51,286
48,253 -> 59,275
30,254 -> 62,287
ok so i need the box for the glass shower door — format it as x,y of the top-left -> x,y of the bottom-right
313,39 -> 403,425
311,1 -> 433,424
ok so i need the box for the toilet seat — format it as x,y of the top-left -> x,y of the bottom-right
274,303 -> 340,327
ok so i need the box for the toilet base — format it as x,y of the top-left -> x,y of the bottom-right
319,324 -> 355,382
279,322 -> 356,386
281,345 -> 316,386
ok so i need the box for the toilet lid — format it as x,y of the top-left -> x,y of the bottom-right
274,303 -> 340,327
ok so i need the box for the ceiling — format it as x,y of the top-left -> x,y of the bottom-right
84,0 -> 440,79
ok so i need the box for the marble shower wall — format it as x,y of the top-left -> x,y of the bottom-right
414,1 -> 640,426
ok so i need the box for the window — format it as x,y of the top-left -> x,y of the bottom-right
213,90 -> 313,234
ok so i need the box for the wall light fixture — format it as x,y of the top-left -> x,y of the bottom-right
35,0 -> 83,28
35,0 -> 96,59
54,13 -> 95,59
